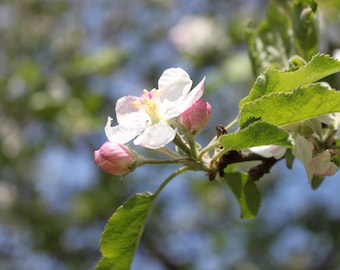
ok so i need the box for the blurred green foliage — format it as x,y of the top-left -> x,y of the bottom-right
1,0 -> 340,270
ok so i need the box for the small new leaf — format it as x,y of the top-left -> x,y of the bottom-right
311,175 -> 324,190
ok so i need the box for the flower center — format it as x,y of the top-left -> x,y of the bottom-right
133,89 -> 162,124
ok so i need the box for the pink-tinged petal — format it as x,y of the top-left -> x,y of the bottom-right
133,122 -> 177,149
310,151 -> 337,177
162,77 -> 205,119
179,99 -> 211,135
319,163 -> 337,176
158,68 -> 193,102
115,96 -> 149,125
105,117 -> 143,144
250,145 -> 286,159
94,141 -> 136,175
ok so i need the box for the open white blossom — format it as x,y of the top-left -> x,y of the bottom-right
105,68 -> 205,149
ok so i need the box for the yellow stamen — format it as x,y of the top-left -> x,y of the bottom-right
133,89 -> 162,124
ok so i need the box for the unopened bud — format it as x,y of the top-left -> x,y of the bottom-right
94,142 -> 137,175
179,99 -> 211,135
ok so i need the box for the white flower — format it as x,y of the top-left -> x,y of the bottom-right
105,68 -> 205,149
310,151 -> 337,178
169,15 -> 228,54
250,145 -> 286,159
292,135 -> 337,181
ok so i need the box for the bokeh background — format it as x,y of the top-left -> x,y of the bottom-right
1,0 -> 340,269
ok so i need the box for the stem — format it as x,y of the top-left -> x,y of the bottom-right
198,141 -> 220,159
209,148 -> 226,166
224,116 -> 239,131
155,146 -> 182,159
201,116 -> 239,159
188,137 -> 198,159
137,156 -> 183,166
173,134 -> 191,156
153,166 -> 190,198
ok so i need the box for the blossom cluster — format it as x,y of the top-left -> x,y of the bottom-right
94,67 -> 339,183
94,68 -> 211,175
251,114 -> 339,181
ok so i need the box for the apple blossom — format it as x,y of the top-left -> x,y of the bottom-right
292,135 -> 337,181
250,145 -> 286,159
105,68 -> 205,149
179,99 -> 211,136
310,151 -> 337,177
94,141 -> 137,175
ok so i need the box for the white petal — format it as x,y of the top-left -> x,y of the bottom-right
162,77 -> 205,119
250,145 -> 286,159
176,76 -> 205,114
292,135 -> 313,164
292,135 -> 313,181
158,68 -> 193,102
105,117 -> 143,144
133,122 -> 176,149
115,96 -> 149,125
310,151 -> 337,176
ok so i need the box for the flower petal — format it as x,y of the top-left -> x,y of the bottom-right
250,145 -> 286,159
176,76 -> 205,114
133,122 -> 177,149
292,135 -> 313,164
162,77 -> 205,119
115,96 -> 149,125
158,68 -> 193,102
292,135 -> 313,181
310,151 -> 337,177
105,117 -> 143,144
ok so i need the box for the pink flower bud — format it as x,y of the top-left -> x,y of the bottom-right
94,142 -> 137,175
179,99 -> 211,135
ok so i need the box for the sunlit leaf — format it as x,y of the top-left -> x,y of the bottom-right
240,84 -> 340,127
96,193 -> 155,270
219,121 -> 291,150
220,172 -> 261,219
241,54 -> 340,106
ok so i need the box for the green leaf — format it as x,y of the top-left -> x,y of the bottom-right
219,121 -> 291,150
246,0 -> 293,76
285,148 -> 295,170
311,175 -> 324,190
220,172 -> 261,219
240,84 -> 340,127
96,192 -> 155,270
246,0 -> 318,76
240,54 -> 340,106
292,0 -> 318,61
